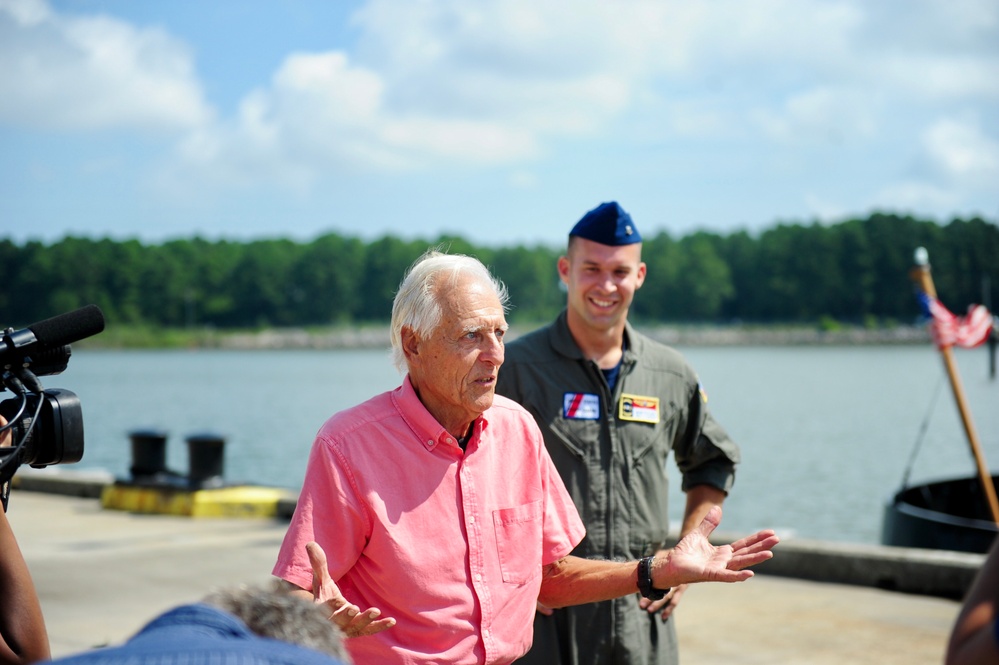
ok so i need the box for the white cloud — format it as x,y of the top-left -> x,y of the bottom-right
804,194 -> 850,222
172,0 -> 885,185
870,180 -> 957,211
923,115 -> 999,182
347,0 -> 995,150
755,86 -> 880,145
843,1 -> 999,101
168,47 -> 541,192
508,170 -> 539,189
0,0 -> 49,25
0,0 -> 212,131
3,0 -> 997,228
863,115 -> 998,218
874,55 -> 999,101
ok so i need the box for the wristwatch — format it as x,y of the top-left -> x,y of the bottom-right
637,555 -> 669,600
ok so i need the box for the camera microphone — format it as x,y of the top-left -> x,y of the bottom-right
1,304 -> 106,378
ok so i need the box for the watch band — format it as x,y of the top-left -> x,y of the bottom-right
637,555 -> 669,600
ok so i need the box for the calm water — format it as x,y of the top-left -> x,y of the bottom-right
21,344 -> 999,545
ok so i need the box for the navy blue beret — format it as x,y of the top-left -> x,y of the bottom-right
569,201 -> 642,246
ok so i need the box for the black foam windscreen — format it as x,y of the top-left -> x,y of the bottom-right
28,304 -> 106,348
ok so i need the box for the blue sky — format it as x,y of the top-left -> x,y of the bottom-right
1,0 -> 997,248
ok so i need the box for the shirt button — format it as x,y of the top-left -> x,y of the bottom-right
475,573 -> 482,582
426,440 -> 434,446
469,516 -> 475,524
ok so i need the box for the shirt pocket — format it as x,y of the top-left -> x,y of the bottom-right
493,500 -> 543,585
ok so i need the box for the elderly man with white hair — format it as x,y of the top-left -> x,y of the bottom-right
273,250 -> 778,665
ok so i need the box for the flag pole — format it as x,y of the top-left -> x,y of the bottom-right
911,247 -> 999,525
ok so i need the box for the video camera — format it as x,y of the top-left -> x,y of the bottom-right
0,305 -> 105,505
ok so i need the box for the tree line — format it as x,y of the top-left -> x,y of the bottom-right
1,212 -> 996,331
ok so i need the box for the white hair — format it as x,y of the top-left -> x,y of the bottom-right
390,250 -> 509,373
202,582 -> 350,661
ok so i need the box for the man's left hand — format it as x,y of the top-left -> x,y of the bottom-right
652,505 -> 778,588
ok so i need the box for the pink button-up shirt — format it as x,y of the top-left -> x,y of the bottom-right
273,377 -> 585,665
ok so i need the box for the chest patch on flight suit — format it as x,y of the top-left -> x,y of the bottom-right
618,394 -> 661,423
563,392 -> 600,420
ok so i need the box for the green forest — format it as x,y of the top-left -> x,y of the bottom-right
2,212 -> 996,334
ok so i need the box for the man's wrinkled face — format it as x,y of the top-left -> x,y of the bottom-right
559,237 -> 646,332
404,274 -> 507,434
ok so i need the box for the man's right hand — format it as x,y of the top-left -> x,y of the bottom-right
306,541 -> 397,638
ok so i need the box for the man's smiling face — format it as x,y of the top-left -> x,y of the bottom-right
559,236 -> 646,334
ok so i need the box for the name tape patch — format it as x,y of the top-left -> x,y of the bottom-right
618,394 -> 660,423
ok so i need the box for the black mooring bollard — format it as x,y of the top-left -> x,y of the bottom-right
128,429 -> 169,479
186,432 -> 226,488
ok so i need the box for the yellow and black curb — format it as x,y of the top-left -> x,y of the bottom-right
14,467 -> 298,519
99,482 -> 296,518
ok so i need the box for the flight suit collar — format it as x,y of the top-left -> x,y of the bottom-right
547,309 -> 642,367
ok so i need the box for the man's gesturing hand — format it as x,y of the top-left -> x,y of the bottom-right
652,506 -> 779,588
306,541 -> 396,637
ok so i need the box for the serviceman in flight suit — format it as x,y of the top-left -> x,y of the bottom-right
496,201 -> 740,665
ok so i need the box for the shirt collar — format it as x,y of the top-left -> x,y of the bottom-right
394,375 -> 488,452
133,604 -> 251,640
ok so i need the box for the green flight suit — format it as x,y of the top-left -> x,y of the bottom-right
495,311 -> 740,665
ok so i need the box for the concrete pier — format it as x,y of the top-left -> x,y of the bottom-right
6,472 -> 973,664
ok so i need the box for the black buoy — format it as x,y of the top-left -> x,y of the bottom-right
186,432 -> 226,488
128,429 -> 169,479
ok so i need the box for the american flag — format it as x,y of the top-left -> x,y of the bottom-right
917,292 -> 995,349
